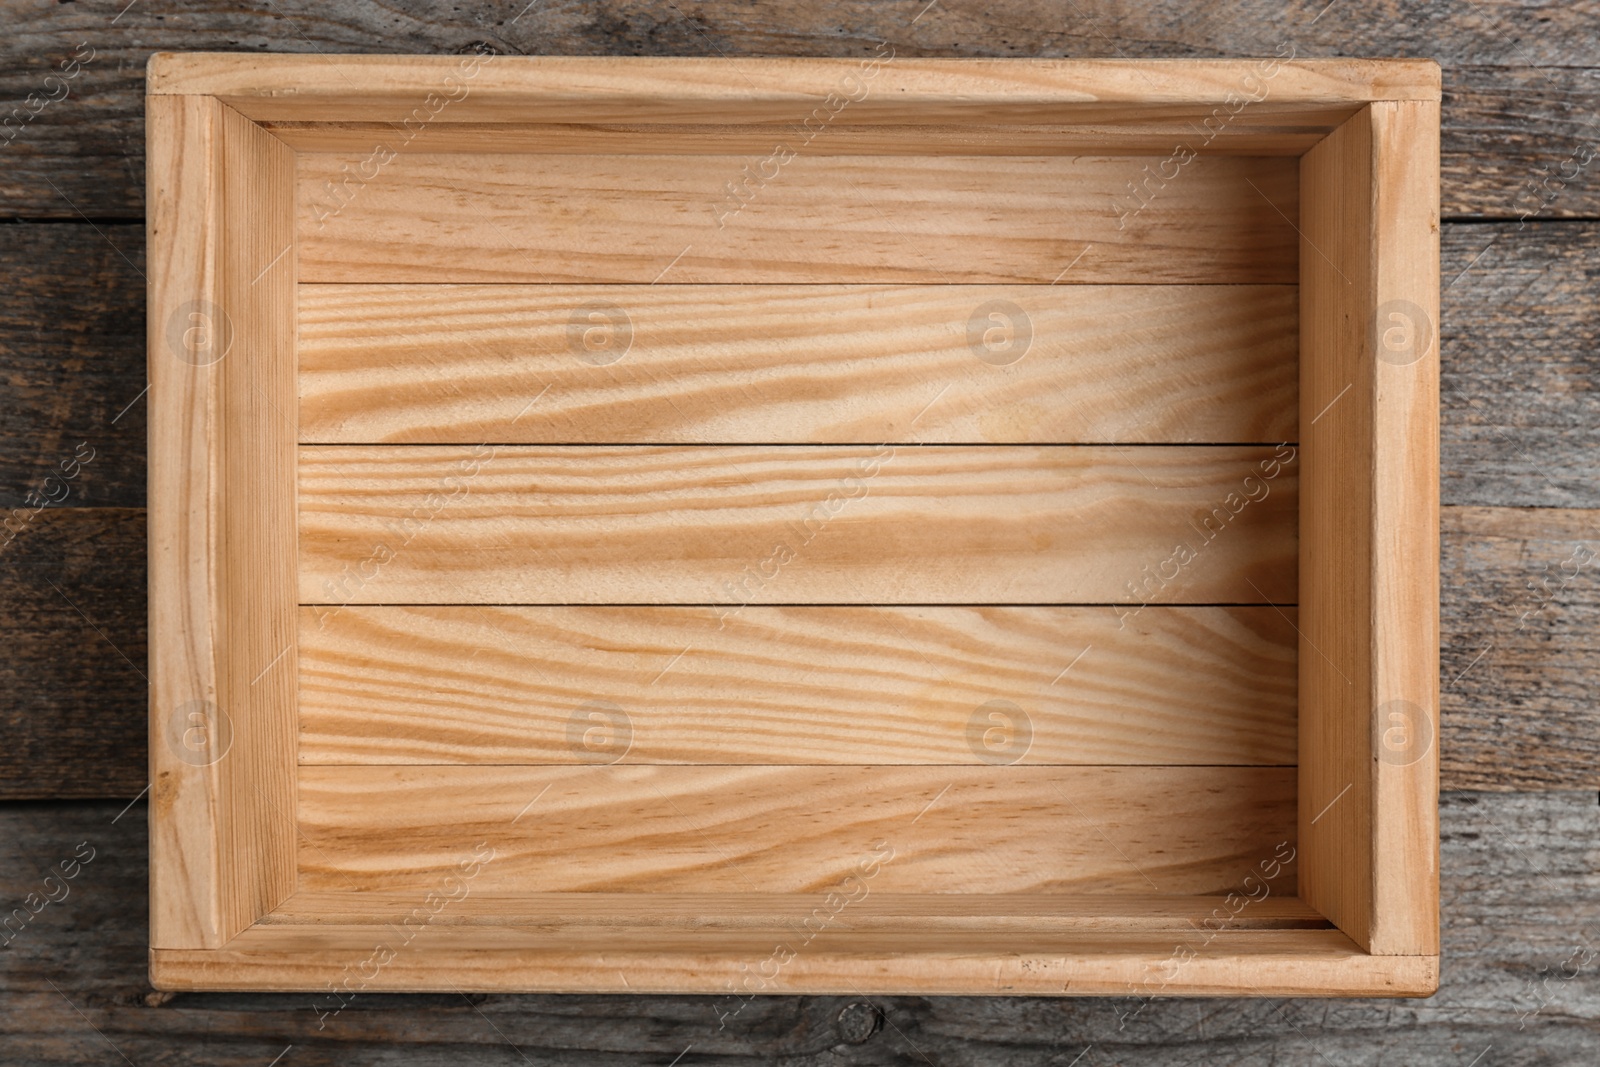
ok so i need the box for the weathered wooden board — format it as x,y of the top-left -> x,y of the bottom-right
295,765 -> 1297,896
0,508 -> 147,798
297,284 -> 1299,445
2,3 -> 1597,218
1441,221 -> 1600,509
297,605 -> 1298,766
294,152 -> 1299,285
1441,505 -> 1600,792
296,444 -> 1300,605
1,792 -> 1593,1062
0,223 -> 146,508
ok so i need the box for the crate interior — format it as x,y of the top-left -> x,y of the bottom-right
277,124 -> 1315,939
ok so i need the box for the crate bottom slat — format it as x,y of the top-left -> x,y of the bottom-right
151,923 -> 1437,996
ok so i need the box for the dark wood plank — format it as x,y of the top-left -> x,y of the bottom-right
1442,221 -> 1600,509
0,223 -> 146,509
0,509 -> 146,799
1446,64 -> 1600,221
1,791 -> 1593,1063
2,2 -> 1599,217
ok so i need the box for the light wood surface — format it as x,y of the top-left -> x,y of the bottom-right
295,445 -> 1299,605
1367,99 -> 1441,956
56,784 -> 1595,1053
294,152 -> 1299,285
147,92 -> 225,951
297,605 -> 1298,766
0,0 -> 1544,1029
297,284 -> 1299,445
146,54 -> 1442,118
1299,99 -> 1376,956
212,103 -> 301,953
267,121 -> 1336,155
134,55 -> 1439,997
1299,103 -> 1440,956
261,891 -> 1331,930
147,97 -> 299,950
16,225 -> 1581,801
295,764 -> 1297,895
149,926 -> 1437,996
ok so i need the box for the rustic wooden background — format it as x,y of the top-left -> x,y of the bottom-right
2,1 -> 1597,1063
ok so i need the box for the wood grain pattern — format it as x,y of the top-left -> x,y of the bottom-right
213,103 -> 303,948
297,284 -> 1299,445
6,792 -> 1589,1060
1298,104 -> 1440,958
0,8 -> 1587,220
0,0 -> 1592,1049
295,764 -> 1297,896
0,224 -> 146,509
1440,222 -> 1600,509
8,221 -> 1599,512
296,445 -> 1300,605
296,605 -> 1298,766
146,97 -> 298,949
1440,506 -> 1600,792
153,55 -> 1438,112
145,92 -> 229,951
1298,110 -> 1376,953
152,927 -> 1437,997
0,508 -> 146,798
263,891 -> 1332,930
7,504 -> 1584,797
1366,99 -> 1441,958
268,121 -> 1335,155
294,151 -> 1300,284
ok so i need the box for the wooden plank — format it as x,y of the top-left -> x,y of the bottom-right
0,508 -> 146,798
1366,99 -> 1441,958
295,765 -> 1297,896
297,605 -> 1298,766
6,221 -> 1598,510
262,891 -> 1332,930
0,223 -> 146,508
1443,64 -> 1600,220
1441,222 -> 1600,508
1298,105 -> 1440,956
267,120 -> 1334,155
5,504 -> 1585,798
6,791 -> 1592,1058
1441,506 -> 1600,791
294,152 -> 1299,284
212,103 -> 302,946
297,284 -> 1299,445
0,7 -> 1588,221
152,927 -> 1435,997
146,92 -> 228,950
296,445 -> 1300,605
146,97 -> 298,949
7,220 -> 1597,509
1298,111 -> 1376,952
150,55 -> 1438,112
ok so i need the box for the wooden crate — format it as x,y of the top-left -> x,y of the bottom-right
146,54 -> 1440,996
